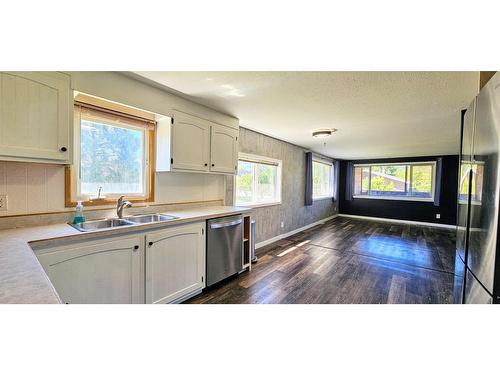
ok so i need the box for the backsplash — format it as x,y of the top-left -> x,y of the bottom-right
0,161 -> 226,218
0,162 -> 65,215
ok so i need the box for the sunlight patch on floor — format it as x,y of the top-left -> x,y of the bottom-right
277,246 -> 298,257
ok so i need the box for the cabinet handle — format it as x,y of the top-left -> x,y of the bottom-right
133,245 -> 139,251
211,163 -> 215,167
60,147 -> 67,152
148,241 -> 153,247
204,163 -> 208,167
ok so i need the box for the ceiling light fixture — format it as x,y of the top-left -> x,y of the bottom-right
312,129 -> 337,138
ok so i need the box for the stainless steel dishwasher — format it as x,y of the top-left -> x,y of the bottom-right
206,215 -> 243,287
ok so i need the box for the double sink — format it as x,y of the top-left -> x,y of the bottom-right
70,214 -> 179,232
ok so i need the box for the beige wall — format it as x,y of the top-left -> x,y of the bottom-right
226,127 -> 338,245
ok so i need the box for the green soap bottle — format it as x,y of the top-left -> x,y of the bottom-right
72,200 -> 86,224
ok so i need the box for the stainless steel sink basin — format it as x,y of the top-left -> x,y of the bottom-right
124,214 -> 179,224
70,218 -> 135,232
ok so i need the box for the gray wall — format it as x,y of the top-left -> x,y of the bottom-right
226,127 -> 338,245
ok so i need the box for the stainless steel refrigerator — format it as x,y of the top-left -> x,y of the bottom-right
455,72 -> 500,304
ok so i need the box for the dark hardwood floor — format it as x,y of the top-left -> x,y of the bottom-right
187,216 -> 460,304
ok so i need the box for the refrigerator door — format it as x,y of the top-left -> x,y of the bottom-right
453,254 -> 465,304
456,100 -> 476,264
467,72 -> 500,295
464,269 -> 493,304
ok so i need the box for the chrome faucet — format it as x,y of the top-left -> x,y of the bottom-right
116,196 -> 132,218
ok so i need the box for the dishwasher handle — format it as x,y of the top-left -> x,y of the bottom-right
210,218 -> 242,229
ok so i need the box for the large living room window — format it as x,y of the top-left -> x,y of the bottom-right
353,161 -> 436,201
235,153 -> 282,207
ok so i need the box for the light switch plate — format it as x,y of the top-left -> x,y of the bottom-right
0,194 -> 7,211
436,213 -> 440,219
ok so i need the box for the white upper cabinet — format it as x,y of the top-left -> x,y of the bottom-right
210,123 -> 238,174
145,222 -> 205,304
170,111 -> 210,172
36,235 -> 144,304
163,110 -> 239,175
0,72 -> 72,164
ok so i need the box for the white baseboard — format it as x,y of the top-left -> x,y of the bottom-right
338,214 -> 456,230
255,214 -> 338,249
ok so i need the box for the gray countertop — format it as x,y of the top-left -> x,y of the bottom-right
0,206 -> 250,304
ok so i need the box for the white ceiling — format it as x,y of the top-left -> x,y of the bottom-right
133,71 -> 479,159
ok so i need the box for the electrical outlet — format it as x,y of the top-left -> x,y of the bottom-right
280,221 -> 284,228
0,194 -> 7,211
436,213 -> 441,219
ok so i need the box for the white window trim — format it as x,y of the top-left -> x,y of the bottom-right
72,107 -> 150,200
353,161 -> 436,202
234,152 -> 282,208
312,157 -> 334,200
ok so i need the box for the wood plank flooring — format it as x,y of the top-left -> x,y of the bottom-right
186,216 -> 460,304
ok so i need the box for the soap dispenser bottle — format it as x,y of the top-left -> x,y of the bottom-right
72,200 -> 86,224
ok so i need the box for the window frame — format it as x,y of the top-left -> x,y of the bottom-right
312,157 -> 334,201
234,152 -> 282,208
65,101 -> 156,207
353,161 -> 436,202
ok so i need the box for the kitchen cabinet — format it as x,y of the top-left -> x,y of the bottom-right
160,110 -> 239,174
170,111 -> 211,172
36,235 -> 143,304
210,123 -> 238,174
0,71 -> 72,164
145,222 -> 205,304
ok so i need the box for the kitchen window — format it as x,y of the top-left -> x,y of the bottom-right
312,159 -> 334,200
353,161 -> 436,201
66,98 -> 155,206
235,153 -> 282,207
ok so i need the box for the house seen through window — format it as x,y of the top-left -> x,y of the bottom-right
353,162 -> 435,200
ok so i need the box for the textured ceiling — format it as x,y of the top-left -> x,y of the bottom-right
133,71 -> 479,159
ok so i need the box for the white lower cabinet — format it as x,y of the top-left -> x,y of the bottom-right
36,221 -> 207,304
36,235 -> 144,304
145,222 -> 206,304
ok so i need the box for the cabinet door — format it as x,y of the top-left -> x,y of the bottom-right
171,111 -> 210,172
0,72 -> 71,163
210,124 -> 239,174
146,222 -> 205,304
37,236 -> 143,304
